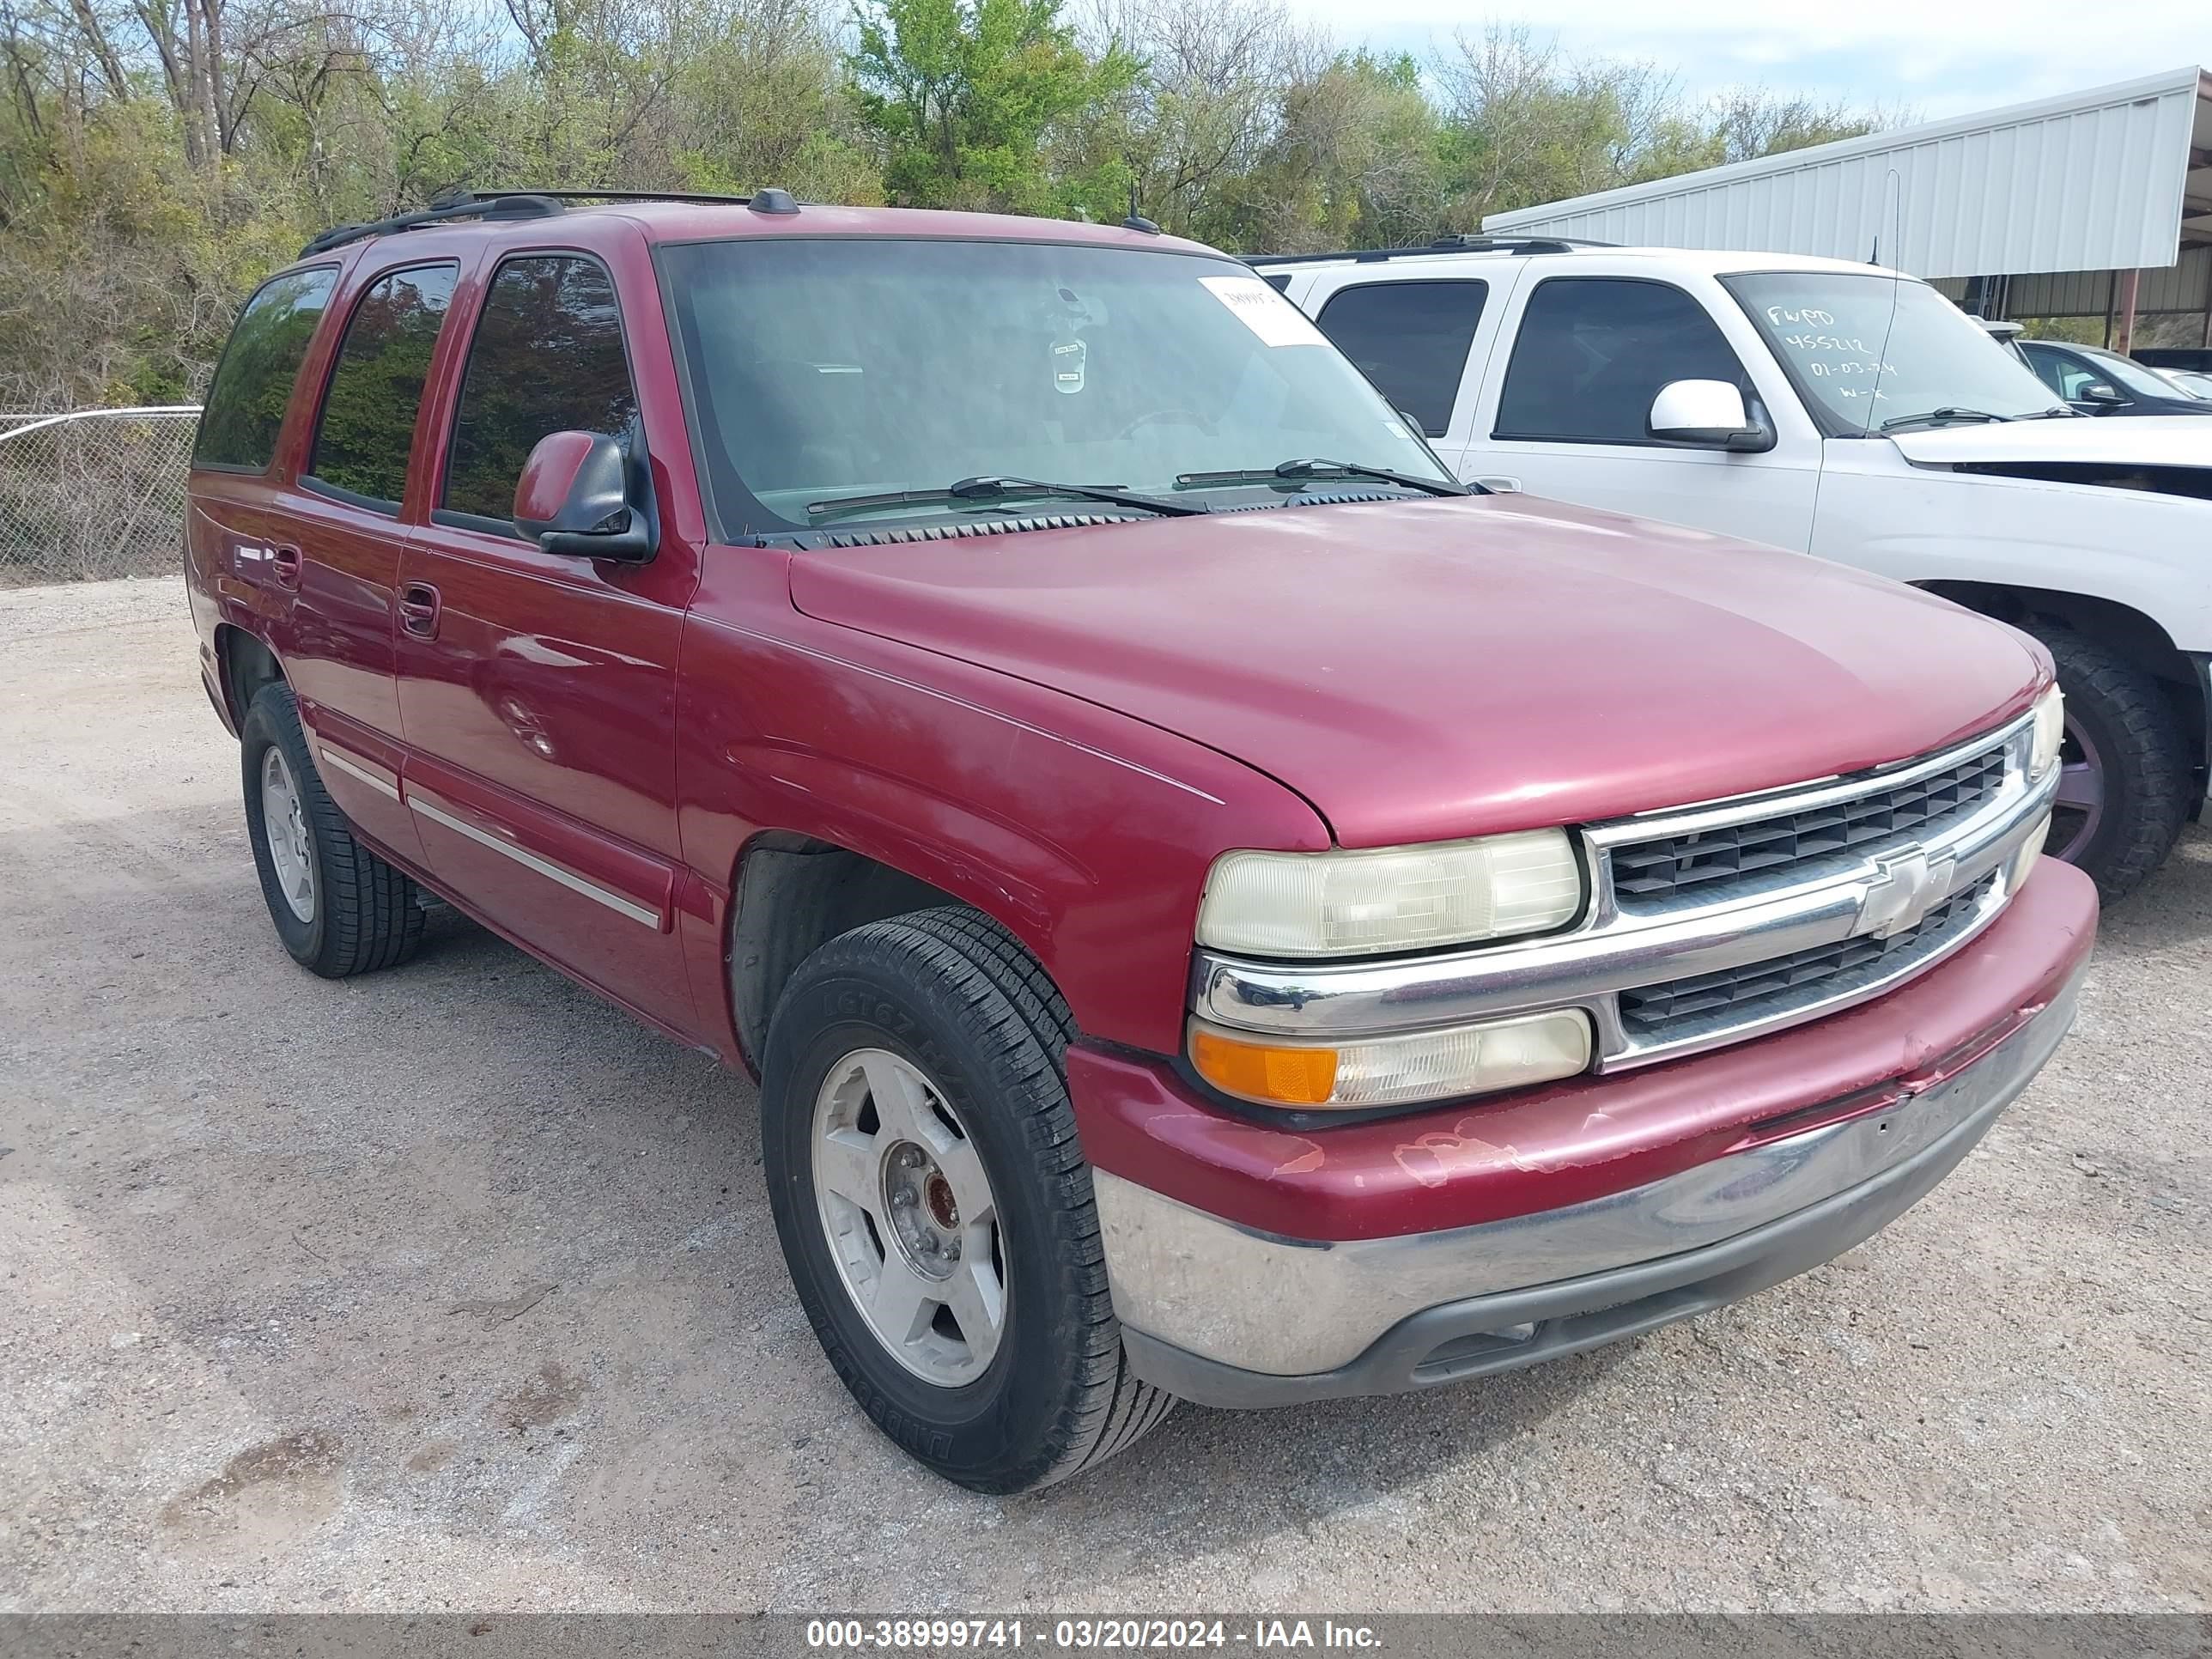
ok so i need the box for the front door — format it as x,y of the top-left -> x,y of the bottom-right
394,250 -> 700,1030
1457,272 -> 1822,552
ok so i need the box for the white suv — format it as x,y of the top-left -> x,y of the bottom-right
1256,238 -> 2212,899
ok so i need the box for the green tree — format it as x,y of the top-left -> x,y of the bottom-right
848,0 -> 1138,216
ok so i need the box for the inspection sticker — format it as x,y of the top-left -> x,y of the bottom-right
1199,274 -> 1330,347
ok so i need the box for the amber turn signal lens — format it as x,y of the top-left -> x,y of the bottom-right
1189,1009 -> 1594,1110
1188,1025 -> 1340,1106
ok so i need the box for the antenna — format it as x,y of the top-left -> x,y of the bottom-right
1862,169 -> 1906,435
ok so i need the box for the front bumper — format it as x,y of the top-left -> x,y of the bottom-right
1077,858 -> 2096,1408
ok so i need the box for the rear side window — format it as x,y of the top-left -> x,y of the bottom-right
1315,281 -> 1487,436
306,263 -> 459,508
194,268 -> 337,471
441,256 -> 639,526
1496,277 -> 1747,443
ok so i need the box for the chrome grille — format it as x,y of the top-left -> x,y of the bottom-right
1619,873 -> 1998,1036
1609,745 -> 2007,908
1194,707 -> 2056,1077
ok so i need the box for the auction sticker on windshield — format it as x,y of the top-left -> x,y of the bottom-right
1200,274 -> 1330,348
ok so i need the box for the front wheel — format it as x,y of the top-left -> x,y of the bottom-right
2028,626 -> 2192,902
761,908 -> 1176,1492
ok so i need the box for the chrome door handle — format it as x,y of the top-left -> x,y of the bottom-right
398,581 -> 441,640
1473,476 -> 1522,494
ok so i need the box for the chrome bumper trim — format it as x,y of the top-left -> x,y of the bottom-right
1101,969 -> 2077,1384
1194,712 -> 2053,1068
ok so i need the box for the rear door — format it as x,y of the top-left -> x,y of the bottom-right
394,244 -> 700,1030
279,258 -> 463,859
1289,260 -> 1524,466
1309,276 -> 1492,448
1457,268 -> 1822,550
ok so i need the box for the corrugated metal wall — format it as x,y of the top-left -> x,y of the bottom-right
1485,67 -> 2203,281
1931,248 -> 2212,315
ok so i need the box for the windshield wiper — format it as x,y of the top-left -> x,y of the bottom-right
1174,458 -> 1469,497
1878,407 -> 2012,433
806,475 -> 1204,523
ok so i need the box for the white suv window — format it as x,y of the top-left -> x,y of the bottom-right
1314,280 -> 1488,438
1496,276 -> 1747,444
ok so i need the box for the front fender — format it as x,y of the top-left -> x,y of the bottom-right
675,606 -> 1332,1061
1812,450 -> 2212,652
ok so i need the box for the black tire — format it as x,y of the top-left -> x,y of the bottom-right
239,682 -> 426,977
2027,624 -> 2191,902
761,907 -> 1176,1492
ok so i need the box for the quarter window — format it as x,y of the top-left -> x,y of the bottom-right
441,256 -> 639,526
193,268 -> 338,471
1496,278 -> 1748,444
1315,281 -> 1487,437
306,263 -> 459,507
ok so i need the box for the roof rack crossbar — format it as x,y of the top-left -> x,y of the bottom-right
474,188 -> 757,206
300,191 -> 564,258
298,186 -> 801,257
1243,234 -> 1610,267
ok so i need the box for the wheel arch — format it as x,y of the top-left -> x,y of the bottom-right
1915,580 -> 2207,787
213,623 -> 289,732
724,831 -> 1063,1077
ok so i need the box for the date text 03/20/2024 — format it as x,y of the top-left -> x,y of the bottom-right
805,1619 -> 1383,1650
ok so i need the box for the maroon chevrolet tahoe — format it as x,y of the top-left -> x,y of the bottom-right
185,190 -> 2097,1492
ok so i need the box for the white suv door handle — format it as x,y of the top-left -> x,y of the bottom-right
1473,475 -> 1522,494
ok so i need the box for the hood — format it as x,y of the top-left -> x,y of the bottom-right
787,495 -> 2045,848
1886,414 -> 2212,468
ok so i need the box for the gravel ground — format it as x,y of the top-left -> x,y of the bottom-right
2,576 -> 2208,1615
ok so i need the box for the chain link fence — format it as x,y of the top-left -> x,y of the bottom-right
0,407 -> 202,587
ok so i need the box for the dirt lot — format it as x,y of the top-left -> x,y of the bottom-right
3,576 -> 2208,1614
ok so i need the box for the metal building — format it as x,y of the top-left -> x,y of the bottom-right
1483,65 -> 2212,349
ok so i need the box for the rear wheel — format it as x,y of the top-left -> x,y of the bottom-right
240,683 -> 425,976
761,908 -> 1176,1492
2028,626 -> 2191,902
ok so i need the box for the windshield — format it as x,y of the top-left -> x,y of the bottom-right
659,237 -> 1451,532
1723,271 -> 2068,434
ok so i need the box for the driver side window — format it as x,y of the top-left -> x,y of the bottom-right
1495,277 -> 1753,445
439,255 -> 640,529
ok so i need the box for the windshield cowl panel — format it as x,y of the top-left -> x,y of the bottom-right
1724,271 -> 2069,437
659,237 -> 1454,539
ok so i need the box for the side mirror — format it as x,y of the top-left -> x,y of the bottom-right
513,429 -> 657,562
1648,379 -> 1772,452
2081,381 -> 2125,406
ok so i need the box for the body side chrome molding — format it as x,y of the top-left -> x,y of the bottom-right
407,793 -> 662,929
317,744 -> 402,802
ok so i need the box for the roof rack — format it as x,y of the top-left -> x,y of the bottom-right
1243,234 -> 1611,267
300,192 -> 563,257
298,185 -> 799,258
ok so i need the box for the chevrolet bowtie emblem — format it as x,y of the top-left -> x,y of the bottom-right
1858,847 -> 1955,939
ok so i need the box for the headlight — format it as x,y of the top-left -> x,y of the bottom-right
1196,830 -> 1583,958
1188,1010 -> 1594,1109
2028,683 -> 2063,781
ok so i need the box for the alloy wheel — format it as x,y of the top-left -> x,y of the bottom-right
2045,708 -> 2106,866
259,745 -> 319,923
810,1048 -> 1006,1387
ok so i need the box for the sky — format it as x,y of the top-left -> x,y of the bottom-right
1300,0 -> 2209,120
